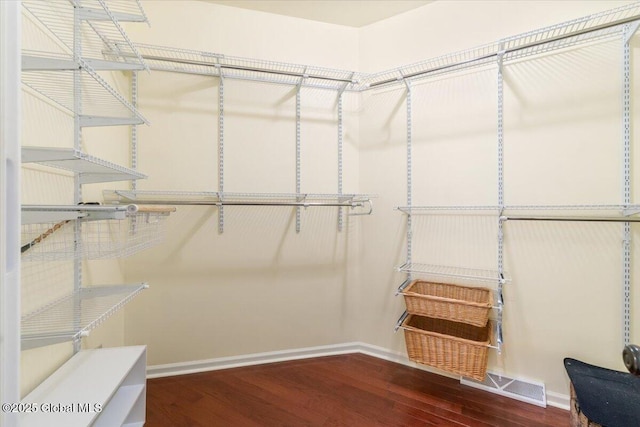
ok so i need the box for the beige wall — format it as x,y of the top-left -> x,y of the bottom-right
122,1 -> 362,365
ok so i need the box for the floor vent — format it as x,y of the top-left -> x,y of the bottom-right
461,372 -> 546,407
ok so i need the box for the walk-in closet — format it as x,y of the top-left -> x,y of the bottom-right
2,1 -> 640,426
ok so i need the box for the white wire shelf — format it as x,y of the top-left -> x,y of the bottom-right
21,57 -> 148,126
397,262 -> 508,285
103,190 -> 374,211
21,283 -> 147,350
21,205 -> 175,261
22,0 -> 147,68
81,0 -> 149,23
23,146 -> 147,184
365,3 -> 640,89
107,43 -> 366,91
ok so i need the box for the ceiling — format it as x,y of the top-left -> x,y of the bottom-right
203,1 -> 433,28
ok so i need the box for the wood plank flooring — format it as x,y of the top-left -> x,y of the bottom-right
146,353 -> 569,426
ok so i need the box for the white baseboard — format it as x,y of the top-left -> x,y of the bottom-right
546,391 -> 570,411
147,342 -> 362,378
147,341 -> 569,412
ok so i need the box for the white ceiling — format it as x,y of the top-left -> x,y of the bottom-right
203,1 -> 433,28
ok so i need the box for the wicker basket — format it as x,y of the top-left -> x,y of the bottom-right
402,314 -> 491,381
401,280 -> 492,327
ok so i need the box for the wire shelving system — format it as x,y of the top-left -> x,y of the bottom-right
101,43 -> 374,233
19,0 -> 160,353
21,283 -> 148,350
93,1 -> 640,353
389,2 -> 640,355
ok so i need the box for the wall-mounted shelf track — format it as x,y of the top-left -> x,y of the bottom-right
23,147 -> 147,184
103,190 -> 374,212
21,283 -> 148,350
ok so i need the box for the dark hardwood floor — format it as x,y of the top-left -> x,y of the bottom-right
146,353 -> 569,426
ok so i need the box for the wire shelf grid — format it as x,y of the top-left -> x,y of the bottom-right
111,43 -> 367,91
501,2 -> 640,53
364,42 -> 499,89
397,262 -> 508,285
21,283 -> 147,349
21,207 -> 173,261
397,206 -> 501,214
22,146 -> 147,184
365,2 -> 640,89
505,26 -> 621,62
91,0 -> 148,22
21,57 -> 148,124
22,0 -> 147,68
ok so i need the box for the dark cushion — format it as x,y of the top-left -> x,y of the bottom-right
564,358 -> 640,427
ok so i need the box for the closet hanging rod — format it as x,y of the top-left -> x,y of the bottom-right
105,199 -> 372,210
114,52 -> 358,84
369,13 -> 640,88
501,215 -> 640,223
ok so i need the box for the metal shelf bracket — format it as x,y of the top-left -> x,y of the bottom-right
624,21 -> 640,43
394,310 -> 409,332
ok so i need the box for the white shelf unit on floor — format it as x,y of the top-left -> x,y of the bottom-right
21,284 -> 148,350
22,147 -> 147,184
21,346 -> 147,427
